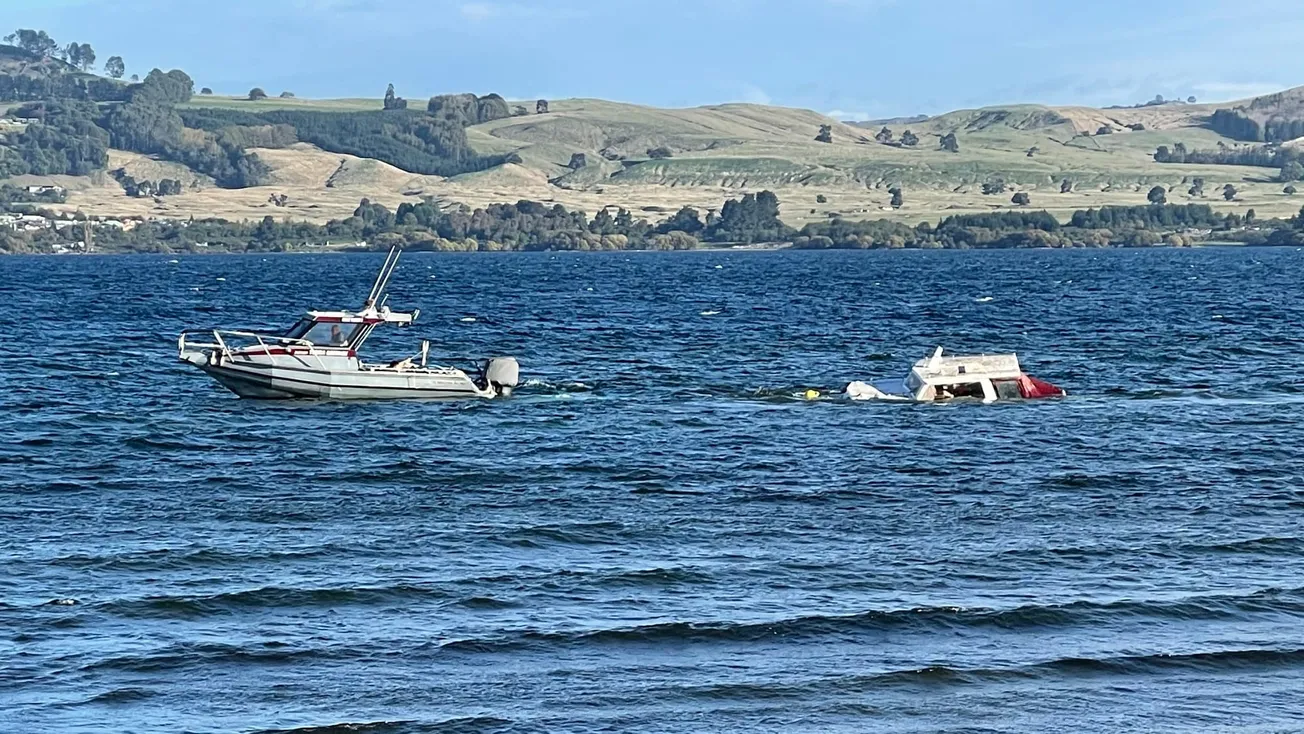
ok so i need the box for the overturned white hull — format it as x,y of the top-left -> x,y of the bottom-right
845,378 -> 914,401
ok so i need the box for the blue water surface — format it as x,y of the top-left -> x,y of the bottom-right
2,247 -> 1304,733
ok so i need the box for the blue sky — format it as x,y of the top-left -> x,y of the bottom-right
5,0 -> 1302,118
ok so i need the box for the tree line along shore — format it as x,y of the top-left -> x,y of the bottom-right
7,184 -> 1304,255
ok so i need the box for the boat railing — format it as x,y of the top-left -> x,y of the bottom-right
179,329 -> 321,363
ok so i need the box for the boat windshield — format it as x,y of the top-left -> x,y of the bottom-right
285,320 -> 363,347
905,372 -> 924,392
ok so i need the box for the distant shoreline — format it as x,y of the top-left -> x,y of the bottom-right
10,241 -> 1289,256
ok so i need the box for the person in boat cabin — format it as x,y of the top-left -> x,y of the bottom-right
329,324 -> 348,346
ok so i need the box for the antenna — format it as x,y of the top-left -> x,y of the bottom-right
364,249 -> 390,305
376,248 -> 401,301
365,247 -> 401,307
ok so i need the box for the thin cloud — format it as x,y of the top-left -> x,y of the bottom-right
737,84 -> 772,105
822,0 -> 897,7
458,1 -> 587,22
1188,81 -> 1287,101
459,2 -> 498,20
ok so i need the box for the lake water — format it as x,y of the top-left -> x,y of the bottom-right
3,248 -> 1304,733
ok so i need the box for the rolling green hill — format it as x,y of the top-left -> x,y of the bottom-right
164,90 -> 1304,226
5,49 -> 1304,226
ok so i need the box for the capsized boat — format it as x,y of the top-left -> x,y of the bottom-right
845,347 -> 1065,403
178,248 -> 520,400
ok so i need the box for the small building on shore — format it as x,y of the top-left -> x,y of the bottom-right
25,185 -> 66,196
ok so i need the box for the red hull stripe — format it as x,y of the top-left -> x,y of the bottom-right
310,316 -> 384,325
232,347 -> 356,358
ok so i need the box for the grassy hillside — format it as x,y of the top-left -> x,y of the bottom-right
179,95 -> 380,113
18,87 -> 1304,226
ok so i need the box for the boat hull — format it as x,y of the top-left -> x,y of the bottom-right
190,358 -> 495,400
177,248 -> 516,401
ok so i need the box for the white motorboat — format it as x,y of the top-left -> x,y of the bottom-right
846,347 -> 1065,403
178,248 -> 519,400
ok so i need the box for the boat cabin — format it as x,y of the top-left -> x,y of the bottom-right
846,347 -> 1066,403
279,305 -> 418,352
906,350 -> 1021,402
904,348 -> 1064,402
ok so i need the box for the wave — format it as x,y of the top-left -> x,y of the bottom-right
656,648 -> 1304,700
82,686 -> 157,704
1204,536 -> 1304,554
697,384 -> 840,402
604,567 -> 715,586
628,486 -> 709,496
99,584 -> 450,619
253,721 -> 413,734
121,435 -> 217,451
1039,647 -> 1304,676
79,565 -> 719,621
49,545 -> 339,572
488,521 -> 631,547
252,717 -> 517,734
436,591 -> 1304,654
517,378 -> 593,394
1100,384 -> 1304,403
252,722 -> 413,734
446,596 -> 518,610
532,565 -> 715,589
16,437 -> 55,447
80,641 -> 337,673
662,665 -> 984,702
440,565 -> 714,597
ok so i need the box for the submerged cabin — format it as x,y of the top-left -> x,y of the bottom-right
906,349 -> 1064,402
847,347 -> 1066,403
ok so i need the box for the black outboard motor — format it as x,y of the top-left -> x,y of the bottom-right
481,357 -> 520,397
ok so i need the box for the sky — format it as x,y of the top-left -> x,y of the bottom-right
5,0 -> 1304,119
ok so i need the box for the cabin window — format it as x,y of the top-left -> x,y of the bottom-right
297,321 -> 361,347
993,379 -> 1022,400
937,381 -> 985,400
952,382 -> 983,398
284,320 -> 312,340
